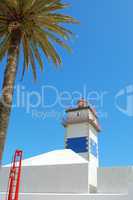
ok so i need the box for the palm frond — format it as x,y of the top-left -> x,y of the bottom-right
31,0 -> 60,13
38,21 -> 73,39
22,33 -> 30,70
29,48 -> 37,80
16,41 -> 20,71
0,1 -> 11,13
46,14 -> 79,24
6,0 -> 18,9
20,0 -> 34,13
41,2 -> 70,13
44,31 -> 72,53
34,26 -> 62,64
0,0 -> 78,79
31,38 -> 43,71
0,34 -> 10,61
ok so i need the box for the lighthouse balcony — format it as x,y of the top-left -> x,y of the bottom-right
62,116 -> 101,132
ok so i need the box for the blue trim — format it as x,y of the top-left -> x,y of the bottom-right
66,137 -> 88,153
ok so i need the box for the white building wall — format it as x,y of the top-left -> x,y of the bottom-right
88,125 -> 99,190
65,123 -> 89,138
65,113 -> 99,191
98,167 -> 133,194
0,163 -> 88,194
1,166 -> 133,200
128,180 -> 133,200
88,163 -> 98,190
89,125 -> 99,167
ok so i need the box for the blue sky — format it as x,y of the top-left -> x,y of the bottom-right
1,0 -> 133,166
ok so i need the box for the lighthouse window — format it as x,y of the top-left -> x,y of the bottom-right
77,112 -> 80,117
90,139 -> 97,158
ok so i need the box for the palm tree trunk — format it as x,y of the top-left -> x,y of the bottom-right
0,31 -> 20,166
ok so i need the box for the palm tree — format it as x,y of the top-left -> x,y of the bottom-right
0,0 -> 78,165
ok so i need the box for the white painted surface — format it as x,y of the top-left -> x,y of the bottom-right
65,107 -> 99,191
89,125 -> 99,189
128,181 -> 133,200
89,125 -> 99,167
1,165 -> 133,199
5,149 -> 88,167
89,164 -> 97,188
98,167 -> 133,194
1,150 -> 89,194
66,123 -> 89,138
0,193 -> 128,200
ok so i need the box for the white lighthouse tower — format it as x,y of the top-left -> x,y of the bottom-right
63,99 -> 101,192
